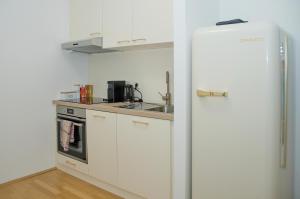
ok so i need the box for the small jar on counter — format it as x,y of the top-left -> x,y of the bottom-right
85,85 -> 94,98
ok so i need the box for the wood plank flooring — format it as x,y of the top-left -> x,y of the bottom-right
0,169 -> 123,199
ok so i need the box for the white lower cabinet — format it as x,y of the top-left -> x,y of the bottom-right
87,110 -> 118,185
85,110 -> 171,199
117,114 -> 171,199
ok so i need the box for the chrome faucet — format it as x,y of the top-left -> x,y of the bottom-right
159,71 -> 171,105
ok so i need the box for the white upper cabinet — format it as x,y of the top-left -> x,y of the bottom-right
103,0 -> 173,48
70,0 -> 103,40
102,0 -> 132,48
132,0 -> 173,45
117,114 -> 171,199
86,110 -> 118,185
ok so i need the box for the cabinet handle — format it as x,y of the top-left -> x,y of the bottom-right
132,120 -> 149,126
117,40 -> 130,44
93,115 -> 106,119
89,32 -> 101,37
132,38 -> 147,42
65,160 -> 76,167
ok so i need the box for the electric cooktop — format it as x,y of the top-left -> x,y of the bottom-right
59,98 -> 108,105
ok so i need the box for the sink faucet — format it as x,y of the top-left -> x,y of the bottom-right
159,71 -> 171,105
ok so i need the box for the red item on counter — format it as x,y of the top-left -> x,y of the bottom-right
80,86 -> 87,99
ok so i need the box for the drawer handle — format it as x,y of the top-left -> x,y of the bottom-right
132,120 -> 149,126
117,40 -> 130,44
65,160 -> 76,167
93,115 -> 106,119
132,38 -> 147,42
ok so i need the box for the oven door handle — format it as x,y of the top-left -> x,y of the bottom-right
57,114 -> 86,122
57,119 -> 84,127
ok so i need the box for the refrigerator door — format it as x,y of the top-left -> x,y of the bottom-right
192,22 -> 282,199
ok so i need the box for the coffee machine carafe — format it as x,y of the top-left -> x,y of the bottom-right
124,84 -> 134,102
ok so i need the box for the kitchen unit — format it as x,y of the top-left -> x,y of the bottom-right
192,22 -> 290,199
62,0 -> 171,198
55,101 -> 173,199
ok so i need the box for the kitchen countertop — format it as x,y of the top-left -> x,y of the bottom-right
53,100 -> 174,121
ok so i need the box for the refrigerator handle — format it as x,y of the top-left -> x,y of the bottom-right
197,89 -> 228,97
280,35 -> 288,169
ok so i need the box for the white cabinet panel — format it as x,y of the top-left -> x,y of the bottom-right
103,0 -> 173,48
87,110 -> 118,185
132,0 -> 173,45
57,154 -> 89,175
117,114 -> 171,199
102,0 -> 132,48
70,0 -> 102,40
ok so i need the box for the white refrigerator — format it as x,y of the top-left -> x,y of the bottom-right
192,22 -> 290,199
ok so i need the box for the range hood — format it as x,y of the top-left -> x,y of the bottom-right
61,37 -> 116,54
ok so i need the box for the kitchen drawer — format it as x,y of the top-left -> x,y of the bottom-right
57,154 -> 89,175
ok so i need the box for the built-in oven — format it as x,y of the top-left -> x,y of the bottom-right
56,105 -> 87,163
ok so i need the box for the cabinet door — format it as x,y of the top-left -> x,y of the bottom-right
132,0 -> 173,45
102,0 -> 132,48
117,114 -> 171,199
87,110 -> 117,185
70,0 -> 102,40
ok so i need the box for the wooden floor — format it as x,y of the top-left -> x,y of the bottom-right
0,169 -> 123,199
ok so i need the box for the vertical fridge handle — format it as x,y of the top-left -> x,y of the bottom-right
280,35 -> 288,168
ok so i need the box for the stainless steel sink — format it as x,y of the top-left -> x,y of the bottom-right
146,105 -> 174,113
115,103 -> 174,113
115,102 -> 161,110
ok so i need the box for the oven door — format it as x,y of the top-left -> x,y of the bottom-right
57,114 -> 87,163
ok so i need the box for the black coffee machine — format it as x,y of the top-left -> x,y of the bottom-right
107,81 -> 134,102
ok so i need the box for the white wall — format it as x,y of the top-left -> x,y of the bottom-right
0,0 -> 88,183
219,1 -> 300,198
88,48 -> 173,104
173,0 -> 219,198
